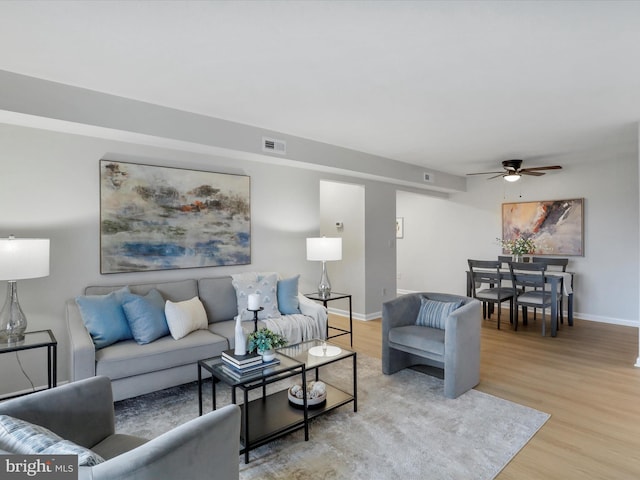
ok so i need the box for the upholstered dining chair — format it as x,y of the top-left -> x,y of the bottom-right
531,256 -> 569,324
468,259 -> 514,330
509,261 -> 561,336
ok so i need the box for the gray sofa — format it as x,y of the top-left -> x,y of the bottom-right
66,276 -> 326,401
0,376 -> 241,480
381,292 -> 481,399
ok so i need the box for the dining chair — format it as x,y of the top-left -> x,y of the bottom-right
531,257 -> 569,324
508,261 -> 561,336
468,259 -> 514,330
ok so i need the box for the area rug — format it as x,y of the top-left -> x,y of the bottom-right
114,355 -> 549,479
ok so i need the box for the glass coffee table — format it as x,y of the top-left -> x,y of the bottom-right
277,339 -> 357,418
198,339 -> 357,464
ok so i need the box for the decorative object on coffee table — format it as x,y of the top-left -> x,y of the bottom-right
288,381 -> 327,409
234,315 -> 247,355
247,328 -> 287,361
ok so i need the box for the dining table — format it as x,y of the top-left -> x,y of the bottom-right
466,269 -> 574,337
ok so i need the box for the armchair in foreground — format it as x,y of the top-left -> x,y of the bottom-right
0,376 -> 241,480
382,292 -> 481,399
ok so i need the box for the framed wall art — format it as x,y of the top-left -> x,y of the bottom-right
100,160 -> 251,273
501,198 -> 584,256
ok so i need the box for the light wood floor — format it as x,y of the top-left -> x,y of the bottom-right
328,312 -> 640,479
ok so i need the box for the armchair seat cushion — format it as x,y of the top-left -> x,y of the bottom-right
389,325 -> 445,357
91,433 -> 148,460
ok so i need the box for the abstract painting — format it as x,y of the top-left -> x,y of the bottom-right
100,160 -> 251,273
502,198 -> 584,256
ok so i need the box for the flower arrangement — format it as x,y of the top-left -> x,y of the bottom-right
497,236 -> 536,255
247,328 -> 288,353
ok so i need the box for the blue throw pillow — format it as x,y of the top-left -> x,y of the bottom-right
415,297 -> 463,330
277,275 -> 301,314
76,287 -> 132,349
122,289 -> 169,344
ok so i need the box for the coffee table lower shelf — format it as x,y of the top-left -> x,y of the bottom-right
240,383 -> 353,451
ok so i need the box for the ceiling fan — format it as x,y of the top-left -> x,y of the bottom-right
467,159 -> 562,182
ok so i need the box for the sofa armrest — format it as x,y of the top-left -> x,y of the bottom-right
90,404 -> 241,480
66,299 -> 96,382
0,376 -> 115,448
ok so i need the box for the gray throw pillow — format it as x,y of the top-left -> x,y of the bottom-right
415,297 -> 463,330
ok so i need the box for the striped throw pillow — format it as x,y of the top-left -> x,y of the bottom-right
0,415 -> 105,466
415,297 -> 463,330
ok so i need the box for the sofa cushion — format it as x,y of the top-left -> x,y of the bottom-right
415,297 -> 463,330
76,287 -> 133,349
277,275 -> 301,314
85,279 -> 198,302
231,272 -> 281,320
122,289 -> 169,345
0,415 -> 105,466
198,277 -> 239,323
165,296 -> 208,340
95,330 -> 228,380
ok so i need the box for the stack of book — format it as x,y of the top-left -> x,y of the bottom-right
220,350 -> 280,380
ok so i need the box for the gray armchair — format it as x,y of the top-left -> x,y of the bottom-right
0,376 -> 241,480
382,292 -> 481,399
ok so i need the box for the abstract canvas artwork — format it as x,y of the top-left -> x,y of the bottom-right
502,198 -> 584,256
100,160 -> 251,273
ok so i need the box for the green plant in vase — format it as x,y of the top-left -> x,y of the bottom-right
247,328 -> 288,361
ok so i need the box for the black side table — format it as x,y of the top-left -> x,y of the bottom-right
1,329 -> 57,397
304,292 -> 353,346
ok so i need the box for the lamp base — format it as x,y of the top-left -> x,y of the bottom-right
0,281 -> 27,344
317,261 -> 332,299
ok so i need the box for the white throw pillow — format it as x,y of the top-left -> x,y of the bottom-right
164,296 -> 208,340
231,272 -> 281,321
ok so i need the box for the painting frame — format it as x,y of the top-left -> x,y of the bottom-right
501,198 -> 584,256
100,160 -> 251,273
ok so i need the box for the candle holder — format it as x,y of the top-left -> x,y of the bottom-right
247,307 -> 264,333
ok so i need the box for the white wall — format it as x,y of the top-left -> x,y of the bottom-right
319,181 -> 365,315
0,122 -> 405,395
397,141 -> 640,324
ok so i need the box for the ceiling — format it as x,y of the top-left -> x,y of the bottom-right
1,0 -> 640,176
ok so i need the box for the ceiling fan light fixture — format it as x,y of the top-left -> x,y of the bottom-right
504,173 -> 521,182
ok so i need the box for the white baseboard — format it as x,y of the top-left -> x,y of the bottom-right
327,307 -> 380,322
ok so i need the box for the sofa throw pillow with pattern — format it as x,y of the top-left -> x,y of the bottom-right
0,415 -> 104,466
75,286 -> 133,349
415,297 -> 463,330
164,296 -> 208,340
231,272 -> 281,321
122,289 -> 169,344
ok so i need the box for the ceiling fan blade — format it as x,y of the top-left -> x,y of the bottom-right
487,173 -> 505,180
520,171 -> 545,176
466,171 -> 504,176
520,165 -> 562,172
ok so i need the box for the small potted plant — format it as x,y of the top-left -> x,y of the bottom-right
247,328 -> 288,361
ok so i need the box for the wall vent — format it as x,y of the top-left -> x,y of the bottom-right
423,172 -> 434,183
262,136 -> 287,155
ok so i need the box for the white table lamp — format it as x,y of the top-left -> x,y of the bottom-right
306,237 -> 342,298
0,236 -> 50,344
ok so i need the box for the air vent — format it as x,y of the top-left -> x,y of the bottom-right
423,172 -> 434,183
262,136 -> 286,155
